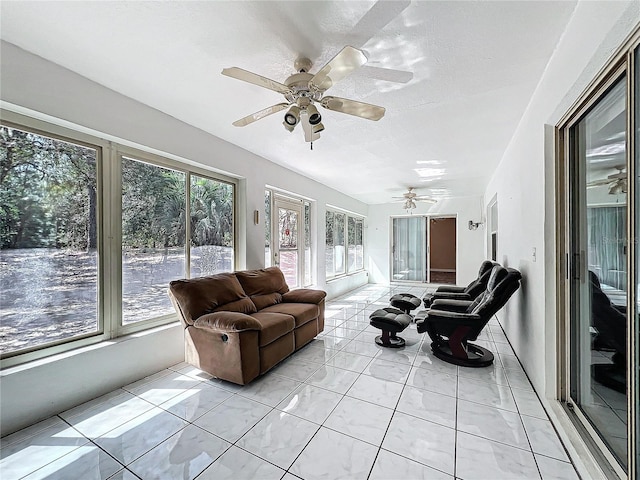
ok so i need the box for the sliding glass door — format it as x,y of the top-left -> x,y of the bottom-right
391,217 -> 426,282
560,35 -> 640,477
568,76 -> 628,469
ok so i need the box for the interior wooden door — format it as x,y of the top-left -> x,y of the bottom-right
428,217 -> 456,284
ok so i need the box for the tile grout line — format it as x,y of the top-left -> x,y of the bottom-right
6,285 -> 580,480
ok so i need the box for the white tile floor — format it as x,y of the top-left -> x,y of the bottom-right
0,284 -> 581,480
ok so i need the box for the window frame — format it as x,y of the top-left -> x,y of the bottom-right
325,206 -> 366,280
0,110 -> 237,368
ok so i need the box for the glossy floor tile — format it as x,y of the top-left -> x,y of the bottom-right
1,283 -> 580,480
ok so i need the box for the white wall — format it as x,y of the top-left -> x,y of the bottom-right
0,325 -> 183,436
325,271 -> 370,299
483,0 -> 638,398
367,196 -> 486,285
0,41 -> 370,435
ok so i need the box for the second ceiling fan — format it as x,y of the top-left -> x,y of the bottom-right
222,45 -> 385,143
393,187 -> 437,213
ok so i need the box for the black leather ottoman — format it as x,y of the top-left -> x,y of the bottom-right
390,293 -> 421,315
369,307 -> 412,348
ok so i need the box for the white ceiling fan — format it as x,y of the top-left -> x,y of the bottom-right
221,46 -> 386,144
392,187 -> 437,212
587,166 -> 627,194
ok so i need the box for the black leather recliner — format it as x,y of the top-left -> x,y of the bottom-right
416,265 -> 522,367
589,271 -> 627,393
423,260 -> 499,308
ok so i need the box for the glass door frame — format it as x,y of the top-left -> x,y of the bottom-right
556,31 -> 639,479
390,215 -> 427,283
272,195 -> 304,289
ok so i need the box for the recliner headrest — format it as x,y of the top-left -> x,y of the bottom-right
471,266 -> 522,317
478,260 -> 497,277
464,263 -> 498,296
486,265 -> 509,291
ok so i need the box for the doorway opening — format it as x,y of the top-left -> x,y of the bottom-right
429,217 -> 457,284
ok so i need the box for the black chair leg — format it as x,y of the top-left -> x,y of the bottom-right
375,329 -> 406,348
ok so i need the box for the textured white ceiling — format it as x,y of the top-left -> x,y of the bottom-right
0,0 -> 577,204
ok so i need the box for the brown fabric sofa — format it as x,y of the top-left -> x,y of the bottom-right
168,267 -> 326,385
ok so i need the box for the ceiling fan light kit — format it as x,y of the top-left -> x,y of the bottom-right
222,45 -> 386,144
284,105 -> 300,126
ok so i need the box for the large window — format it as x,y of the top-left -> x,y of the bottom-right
121,156 -> 235,327
121,158 -> 185,325
0,126 -> 99,355
326,209 -> 365,279
190,174 -> 234,276
264,190 -> 272,267
348,216 -> 364,271
0,118 -> 235,364
304,201 -> 312,286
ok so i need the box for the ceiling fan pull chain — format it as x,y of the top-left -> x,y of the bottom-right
310,142 -> 313,151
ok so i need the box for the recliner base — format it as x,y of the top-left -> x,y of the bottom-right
431,341 -> 494,367
375,331 -> 406,348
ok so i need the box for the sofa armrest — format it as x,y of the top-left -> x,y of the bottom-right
193,311 -> 262,332
282,289 -> 327,304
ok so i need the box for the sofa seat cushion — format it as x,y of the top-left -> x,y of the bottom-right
260,303 -> 319,328
250,312 -> 295,347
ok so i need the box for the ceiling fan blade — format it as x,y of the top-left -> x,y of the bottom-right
232,103 -> 290,127
587,179 -> 612,187
321,96 -> 385,121
350,0 -> 411,48
416,198 -> 438,204
300,113 -> 320,143
309,46 -> 367,92
222,67 -> 291,95
358,65 -> 413,84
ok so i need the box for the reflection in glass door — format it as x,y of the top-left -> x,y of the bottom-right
568,76 -> 628,469
391,217 -> 426,282
273,198 -> 302,288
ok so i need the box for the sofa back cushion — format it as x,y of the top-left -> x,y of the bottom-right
169,273 -> 257,325
235,267 -> 290,310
